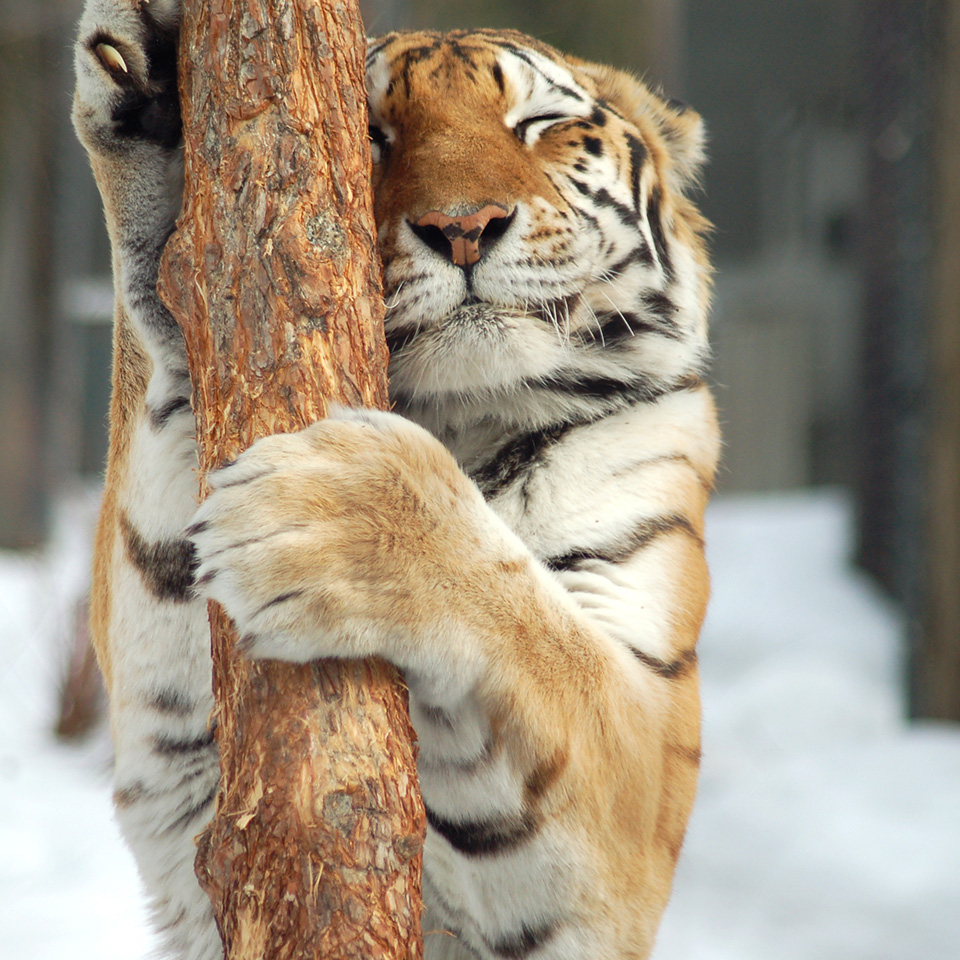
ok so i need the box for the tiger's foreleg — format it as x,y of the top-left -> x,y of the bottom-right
74,2 -> 221,957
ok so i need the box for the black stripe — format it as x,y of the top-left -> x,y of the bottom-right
534,291 -> 580,328
185,519 -> 209,537
397,43 -> 443,98
594,187 -> 641,228
629,451 -> 710,485
579,314 -> 636,345
420,872 -> 469,946
208,467 -> 273,490
446,38 -> 479,70
114,782 -> 146,808
647,185 -> 673,280
639,291 -> 682,338
153,728 -> 216,757
607,243 -> 655,274
626,133 -> 647,212
385,275 -> 430,307
417,736 -> 495,776
568,177 -> 591,198
252,589 -> 306,617
472,377 -> 701,498
398,41 -> 444,69
488,922 -> 558,959
114,757 -> 217,811
421,704 -> 455,729
567,195 -> 603,236
365,36 -> 393,64
632,646 -> 698,680
524,371 -> 668,403
470,422 -> 572,498
546,514 -> 702,571
540,370 -> 701,403
386,318 -> 422,353
581,302 -> 681,345
515,113 -> 570,143
166,783 -> 218,834
149,394 -> 191,430
121,514 -> 197,602
566,178 -> 641,229
151,688 -> 195,718
596,97 -> 626,123
580,312 -> 664,346
528,372 -> 635,401
583,136 -> 603,157
492,62 -> 505,95
385,327 -> 421,355
496,42 -> 586,103
424,804 -> 538,856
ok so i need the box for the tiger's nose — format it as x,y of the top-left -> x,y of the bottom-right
411,205 -> 514,267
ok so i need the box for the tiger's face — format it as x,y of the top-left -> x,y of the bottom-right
365,30 -> 711,418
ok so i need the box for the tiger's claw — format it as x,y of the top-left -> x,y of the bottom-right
96,42 -> 128,76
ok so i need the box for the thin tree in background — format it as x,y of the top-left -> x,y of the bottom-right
157,0 -> 425,956
924,0 -> 960,721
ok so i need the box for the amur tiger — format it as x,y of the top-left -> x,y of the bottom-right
73,0 -> 720,956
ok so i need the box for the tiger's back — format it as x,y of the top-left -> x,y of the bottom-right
74,7 -> 719,958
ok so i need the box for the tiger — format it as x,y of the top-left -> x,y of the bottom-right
72,0 -> 720,956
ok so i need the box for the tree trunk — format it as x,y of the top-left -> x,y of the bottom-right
157,1 -> 425,957
923,0 -> 960,720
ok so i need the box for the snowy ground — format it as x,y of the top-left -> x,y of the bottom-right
1,488 -> 958,959
653,493 -> 960,960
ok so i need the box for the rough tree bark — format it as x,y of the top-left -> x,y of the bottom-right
156,1 -> 425,957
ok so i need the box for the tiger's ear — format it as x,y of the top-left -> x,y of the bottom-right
578,63 -> 707,193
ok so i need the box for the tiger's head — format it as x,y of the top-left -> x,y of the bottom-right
366,30 -> 711,429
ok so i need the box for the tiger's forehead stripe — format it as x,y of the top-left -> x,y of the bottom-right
499,46 -> 593,135
367,32 -> 595,141
494,42 -> 590,105
365,50 -> 392,110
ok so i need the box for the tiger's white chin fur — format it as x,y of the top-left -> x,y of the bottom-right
388,302 -> 570,397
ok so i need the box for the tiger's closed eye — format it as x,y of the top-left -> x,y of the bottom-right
513,113 -> 571,145
369,124 -> 388,161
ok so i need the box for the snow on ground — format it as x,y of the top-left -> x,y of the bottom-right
1,488 -> 958,959
0,488 -> 157,959
654,492 -> 960,959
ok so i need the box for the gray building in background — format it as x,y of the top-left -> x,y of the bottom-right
687,2 -> 870,492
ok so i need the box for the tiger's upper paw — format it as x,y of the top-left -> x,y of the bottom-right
74,0 -> 182,151
188,409 -> 512,672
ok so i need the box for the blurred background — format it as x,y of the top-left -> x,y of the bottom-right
0,1 -> 958,957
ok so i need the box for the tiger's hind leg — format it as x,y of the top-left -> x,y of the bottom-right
74,3 -> 221,958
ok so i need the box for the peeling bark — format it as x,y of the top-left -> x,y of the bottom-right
157,1 -> 425,956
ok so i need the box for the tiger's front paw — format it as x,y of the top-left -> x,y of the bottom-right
73,0 -> 182,153
188,409 -> 513,673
